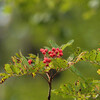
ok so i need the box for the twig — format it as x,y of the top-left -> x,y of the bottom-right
38,73 -> 49,83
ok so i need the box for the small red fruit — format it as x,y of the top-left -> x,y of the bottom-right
28,59 -> 32,64
53,53 -> 56,57
48,51 -> 52,54
50,54 -> 53,57
59,53 -> 63,56
52,48 -> 56,51
40,48 -> 44,52
59,49 -> 63,53
56,48 -> 59,51
48,58 -> 51,63
51,51 -> 54,54
45,49 -> 48,52
42,51 -> 46,55
55,50 -> 58,54
44,57 -> 49,62
43,60 -> 46,63
46,63 -> 49,67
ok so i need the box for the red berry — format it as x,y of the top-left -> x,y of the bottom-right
48,51 -> 52,54
57,55 -> 60,58
44,57 -> 48,62
51,51 -> 54,54
59,49 -> 63,53
42,51 -> 46,55
50,54 -> 53,57
43,60 -> 46,63
59,53 -> 63,56
53,53 -> 56,57
45,49 -> 48,52
52,48 -> 56,51
48,58 -> 51,63
28,59 -> 32,64
40,48 -> 44,52
46,63 -> 49,67
56,48 -> 59,51
55,50 -> 58,54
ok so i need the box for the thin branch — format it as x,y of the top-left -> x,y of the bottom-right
52,71 -> 58,79
46,72 -> 50,82
38,73 -> 49,83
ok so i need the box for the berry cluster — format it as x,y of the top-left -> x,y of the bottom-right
40,48 -> 63,67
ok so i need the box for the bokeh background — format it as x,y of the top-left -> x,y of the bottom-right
0,0 -> 100,100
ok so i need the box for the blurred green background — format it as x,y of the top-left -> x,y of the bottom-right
0,0 -> 100,100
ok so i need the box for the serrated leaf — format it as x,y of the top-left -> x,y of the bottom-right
10,65 -> 21,75
52,58 -> 68,70
49,40 -> 59,48
4,64 -> 13,74
16,63 -> 27,74
61,40 -> 74,51
22,56 -> 32,68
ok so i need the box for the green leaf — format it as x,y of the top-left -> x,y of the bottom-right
35,56 -> 39,65
75,52 -> 87,63
0,73 -> 7,77
74,47 -> 82,56
96,51 -> 100,62
49,40 -> 59,48
22,56 -> 32,68
61,40 -> 74,51
28,54 -> 36,58
89,50 -> 97,61
67,54 -> 74,62
4,64 -> 13,74
17,63 -> 27,74
0,74 -> 11,84
52,58 -> 68,70
44,46 -> 51,51
10,65 -> 21,75
16,53 -> 21,58
19,52 -> 32,68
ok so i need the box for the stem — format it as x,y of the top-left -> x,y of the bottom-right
38,73 -> 49,83
48,82 -> 52,100
46,72 -> 52,100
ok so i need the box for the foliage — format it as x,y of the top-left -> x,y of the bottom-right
52,80 -> 100,100
0,40 -> 100,100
